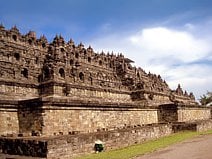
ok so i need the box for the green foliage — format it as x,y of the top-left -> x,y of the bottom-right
199,91 -> 212,106
75,131 -> 212,159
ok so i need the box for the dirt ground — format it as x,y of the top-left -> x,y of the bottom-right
134,134 -> 212,159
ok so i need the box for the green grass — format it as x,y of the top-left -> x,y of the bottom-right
74,130 -> 212,159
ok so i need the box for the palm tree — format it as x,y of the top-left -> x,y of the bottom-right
199,91 -> 212,106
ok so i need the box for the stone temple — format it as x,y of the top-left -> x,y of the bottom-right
0,25 -> 211,159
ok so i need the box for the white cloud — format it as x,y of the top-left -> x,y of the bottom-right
88,25 -> 212,99
184,23 -> 195,31
165,64 -> 212,97
129,27 -> 211,63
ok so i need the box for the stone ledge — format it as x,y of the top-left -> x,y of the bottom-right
0,123 -> 172,159
172,119 -> 212,132
1,120 -> 212,159
0,80 -> 38,88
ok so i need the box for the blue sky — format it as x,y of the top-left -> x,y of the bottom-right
0,0 -> 212,99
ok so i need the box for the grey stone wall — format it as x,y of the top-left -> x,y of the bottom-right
48,124 -> 172,159
178,107 -> 211,122
0,101 -> 19,135
42,106 -> 158,136
0,138 -> 47,158
0,123 -> 172,159
196,119 -> 212,132
1,120 -> 212,159
1,97 -> 211,137
172,119 -> 212,132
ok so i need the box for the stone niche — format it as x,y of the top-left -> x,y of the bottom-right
18,99 -> 44,136
158,104 -> 178,123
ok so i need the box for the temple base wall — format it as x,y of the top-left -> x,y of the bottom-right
196,119 -> 212,132
2,120 -> 212,159
0,99 -> 211,137
47,124 -> 172,159
0,123 -> 172,159
42,106 -> 158,136
0,102 -> 19,135
0,111 -> 19,135
178,107 -> 211,122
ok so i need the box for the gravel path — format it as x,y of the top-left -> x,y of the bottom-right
134,134 -> 212,159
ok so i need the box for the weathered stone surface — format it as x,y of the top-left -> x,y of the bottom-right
158,105 -> 211,123
158,104 -> 178,123
172,119 -> 212,133
1,120 -> 212,159
0,25 -> 211,158
42,107 -> 158,136
0,101 -> 19,135
0,138 -> 47,158
196,119 -> 212,132
178,107 -> 211,122
0,123 -> 172,159
0,25 -> 196,107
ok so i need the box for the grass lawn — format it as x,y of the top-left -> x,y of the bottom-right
74,130 -> 212,159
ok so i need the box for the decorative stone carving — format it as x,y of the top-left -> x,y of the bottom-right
0,25 -> 199,137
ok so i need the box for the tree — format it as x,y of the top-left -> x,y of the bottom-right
199,91 -> 212,106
